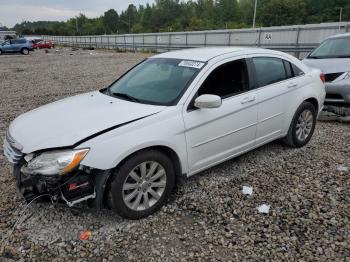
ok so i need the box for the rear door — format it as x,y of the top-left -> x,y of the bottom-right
183,57 -> 258,174
10,40 -> 20,52
248,56 -> 304,145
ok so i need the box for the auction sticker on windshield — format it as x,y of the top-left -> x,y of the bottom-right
178,60 -> 205,69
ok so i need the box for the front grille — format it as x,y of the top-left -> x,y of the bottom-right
326,93 -> 343,100
3,130 -> 23,164
325,72 -> 343,82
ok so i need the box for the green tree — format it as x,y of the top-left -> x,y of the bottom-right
305,0 -> 350,23
215,0 -> 239,26
238,0 -> 255,26
103,9 -> 119,34
10,0 -> 350,36
259,0 -> 306,26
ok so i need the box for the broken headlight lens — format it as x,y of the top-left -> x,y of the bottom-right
21,148 -> 89,175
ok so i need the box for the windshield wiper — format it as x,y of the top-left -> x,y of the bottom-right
333,55 -> 350,58
110,92 -> 141,103
308,55 -> 350,59
307,55 -> 322,59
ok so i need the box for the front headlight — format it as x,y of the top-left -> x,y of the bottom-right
21,148 -> 89,175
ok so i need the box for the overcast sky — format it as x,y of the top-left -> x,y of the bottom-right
0,0 -> 153,27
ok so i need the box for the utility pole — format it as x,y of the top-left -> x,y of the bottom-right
339,7 -> 343,30
253,0 -> 258,28
75,17 -> 79,35
119,19 -> 131,34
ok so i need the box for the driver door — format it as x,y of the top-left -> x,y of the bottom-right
183,57 -> 258,175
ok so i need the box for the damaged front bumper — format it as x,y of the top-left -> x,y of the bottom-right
13,163 -> 110,209
324,82 -> 350,107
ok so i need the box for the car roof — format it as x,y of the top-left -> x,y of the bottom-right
326,32 -> 350,39
152,47 -> 279,62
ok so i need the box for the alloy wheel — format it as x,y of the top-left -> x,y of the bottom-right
296,109 -> 313,141
122,161 -> 167,211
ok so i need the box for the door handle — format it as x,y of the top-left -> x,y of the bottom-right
287,82 -> 298,88
241,96 -> 256,104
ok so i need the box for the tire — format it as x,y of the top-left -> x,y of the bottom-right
21,48 -> 29,55
0,49 -> 2,55
283,101 -> 317,148
107,150 -> 175,219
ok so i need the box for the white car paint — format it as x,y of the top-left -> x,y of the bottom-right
9,91 -> 165,153
6,47 -> 325,177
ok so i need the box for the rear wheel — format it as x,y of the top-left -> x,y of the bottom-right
21,48 -> 29,55
107,150 -> 175,219
283,101 -> 316,148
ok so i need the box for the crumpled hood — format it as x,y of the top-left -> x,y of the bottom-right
303,58 -> 350,74
9,91 -> 165,153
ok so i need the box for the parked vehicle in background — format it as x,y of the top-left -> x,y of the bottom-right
33,40 -> 55,49
303,33 -> 350,115
3,47 -> 325,219
30,38 -> 43,46
0,38 -> 33,55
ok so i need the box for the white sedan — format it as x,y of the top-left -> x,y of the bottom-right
4,47 -> 325,219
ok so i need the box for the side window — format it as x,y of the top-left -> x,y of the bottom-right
197,59 -> 249,98
253,57 -> 287,87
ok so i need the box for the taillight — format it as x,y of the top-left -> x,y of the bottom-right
320,73 -> 325,83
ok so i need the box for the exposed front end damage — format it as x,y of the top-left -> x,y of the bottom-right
323,105 -> 350,116
323,81 -> 350,116
13,162 -> 110,209
4,128 -> 111,209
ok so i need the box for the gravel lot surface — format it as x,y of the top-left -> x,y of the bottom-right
0,49 -> 349,261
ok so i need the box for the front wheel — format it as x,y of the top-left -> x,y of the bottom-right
107,150 -> 175,219
283,101 -> 317,148
21,48 -> 29,55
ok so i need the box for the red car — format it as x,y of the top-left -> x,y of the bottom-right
33,40 -> 55,49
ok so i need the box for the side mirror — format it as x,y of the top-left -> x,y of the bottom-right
194,94 -> 222,109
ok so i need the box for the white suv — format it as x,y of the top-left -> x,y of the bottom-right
3,47 -> 325,219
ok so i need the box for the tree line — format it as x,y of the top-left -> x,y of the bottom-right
13,0 -> 350,36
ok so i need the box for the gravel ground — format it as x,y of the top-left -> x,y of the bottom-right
0,48 -> 349,261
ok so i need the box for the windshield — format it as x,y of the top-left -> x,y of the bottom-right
108,58 -> 203,105
309,37 -> 350,58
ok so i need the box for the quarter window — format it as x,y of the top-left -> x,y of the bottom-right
283,60 -> 293,79
291,64 -> 305,76
197,59 -> 249,98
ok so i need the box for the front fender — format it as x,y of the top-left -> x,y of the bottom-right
78,106 -> 188,174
